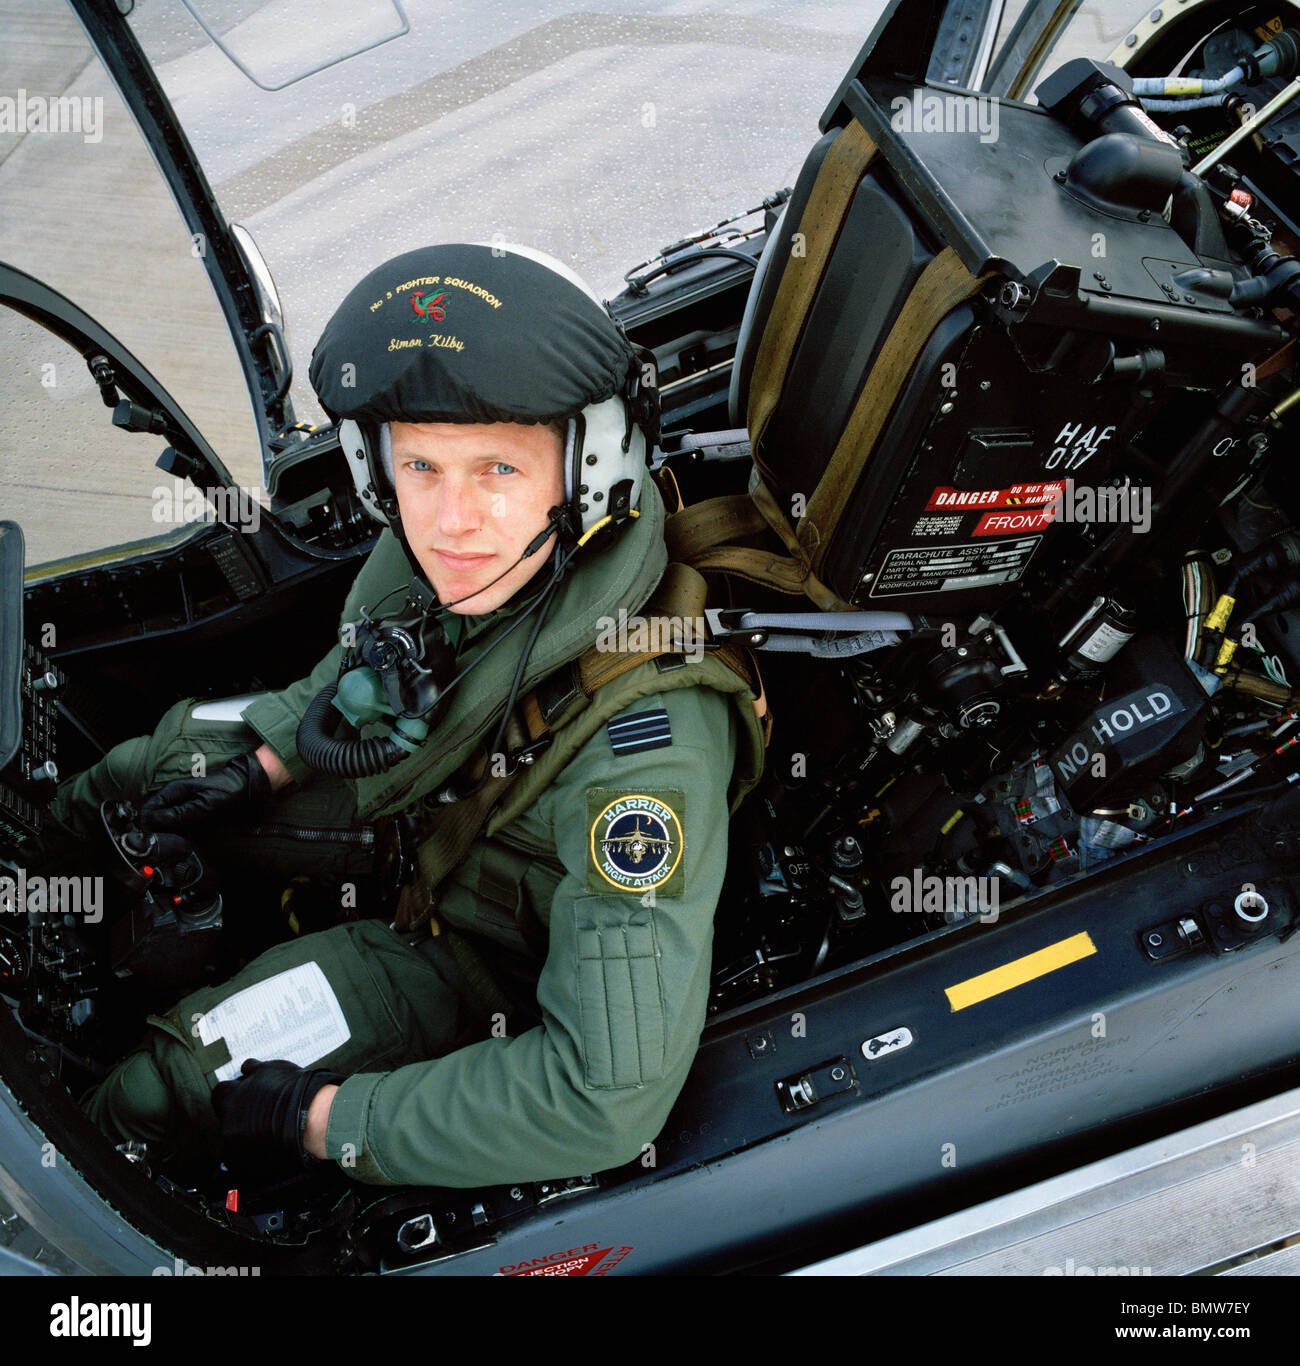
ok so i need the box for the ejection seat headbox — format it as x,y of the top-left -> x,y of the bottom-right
728,69 -> 1286,616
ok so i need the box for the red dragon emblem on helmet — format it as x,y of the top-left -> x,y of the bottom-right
410,291 -> 448,322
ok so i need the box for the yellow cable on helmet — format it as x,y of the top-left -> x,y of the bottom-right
577,508 -> 639,548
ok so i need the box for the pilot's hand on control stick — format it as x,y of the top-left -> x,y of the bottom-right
211,1058 -> 342,1180
138,750 -> 273,833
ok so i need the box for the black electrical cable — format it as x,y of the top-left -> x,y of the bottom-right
487,562 -> 561,752
356,581 -> 417,621
356,508 -> 566,627
443,537 -> 584,801
417,537 -> 580,718
422,510 -> 565,616
625,248 -> 759,296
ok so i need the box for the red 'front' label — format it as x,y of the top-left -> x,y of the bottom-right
926,481 -> 1065,511
972,507 -> 1058,536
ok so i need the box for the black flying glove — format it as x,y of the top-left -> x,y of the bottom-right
211,1059 -> 343,1179
138,751 -> 272,834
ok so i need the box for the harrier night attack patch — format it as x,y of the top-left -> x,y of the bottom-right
587,790 -> 685,897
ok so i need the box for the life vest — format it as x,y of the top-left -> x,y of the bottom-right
392,557 -> 769,933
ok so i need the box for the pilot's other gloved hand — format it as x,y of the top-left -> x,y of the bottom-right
211,1058 -> 342,1179
138,751 -> 272,834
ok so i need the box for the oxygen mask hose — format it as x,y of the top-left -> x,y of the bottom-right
295,516 -> 580,778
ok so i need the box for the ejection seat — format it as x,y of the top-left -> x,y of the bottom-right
687,28 -> 1279,622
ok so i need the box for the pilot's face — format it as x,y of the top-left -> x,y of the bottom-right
390,420 -> 567,615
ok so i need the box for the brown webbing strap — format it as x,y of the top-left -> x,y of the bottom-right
664,490 -> 851,609
748,476 -> 853,609
746,119 -> 878,474
707,642 -> 759,694
520,688 -> 554,744
393,768 -> 518,933
653,464 -> 685,515
645,559 -> 709,619
683,545 -> 809,596
749,472 -> 807,562
799,247 -> 993,569
664,493 -> 766,562
576,636 -> 756,699
742,647 -> 772,746
577,647 -> 665,695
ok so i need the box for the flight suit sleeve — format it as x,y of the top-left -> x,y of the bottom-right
323,682 -> 737,1186
240,643 -> 343,787
241,529 -> 414,785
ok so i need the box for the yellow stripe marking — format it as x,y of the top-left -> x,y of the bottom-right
945,931 -> 1097,1011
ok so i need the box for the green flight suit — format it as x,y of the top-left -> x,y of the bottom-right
79,482 -> 764,1186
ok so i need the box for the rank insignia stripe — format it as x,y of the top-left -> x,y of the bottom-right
944,931 -> 1097,1011
606,707 -> 672,755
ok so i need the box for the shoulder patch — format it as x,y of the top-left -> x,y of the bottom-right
586,789 -> 685,897
606,707 -> 671,756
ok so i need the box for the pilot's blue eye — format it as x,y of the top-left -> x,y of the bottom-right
409,460 -> 432,472
493,462 -> 517,475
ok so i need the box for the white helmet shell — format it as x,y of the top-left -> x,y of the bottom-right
479,242 -> 649,540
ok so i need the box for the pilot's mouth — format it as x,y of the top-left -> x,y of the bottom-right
433,550 -> 494,567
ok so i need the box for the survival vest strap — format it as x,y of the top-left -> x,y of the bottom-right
392,562 -> 769,935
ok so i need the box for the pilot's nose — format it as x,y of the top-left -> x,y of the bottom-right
435,473 -> 481,537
